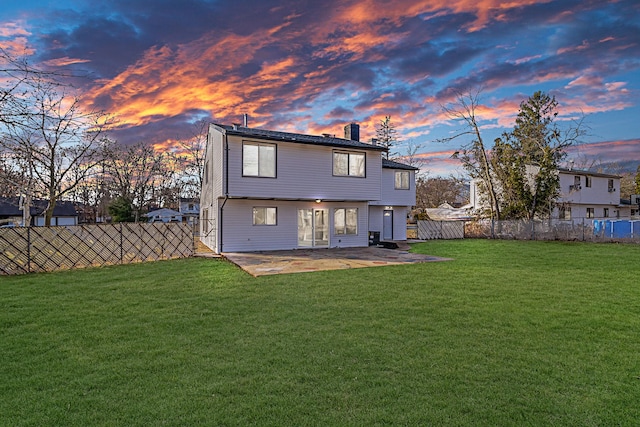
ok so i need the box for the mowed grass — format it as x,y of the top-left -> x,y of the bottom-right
1,240 -> 639,426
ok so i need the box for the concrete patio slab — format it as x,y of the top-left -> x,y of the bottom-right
222,245 -> 451,276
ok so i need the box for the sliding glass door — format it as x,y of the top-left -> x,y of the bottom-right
297,209 -> 329,247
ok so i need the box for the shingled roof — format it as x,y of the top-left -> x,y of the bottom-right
0,197 -> 78,217
212,124 -> 387,151
382,158 -> 420,171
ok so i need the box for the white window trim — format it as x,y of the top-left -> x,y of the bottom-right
333,151 -> 366,178
252,207 -> 277,226
243,141 -> 277,178
395,171 -> 410,190
334,208 -> 358,235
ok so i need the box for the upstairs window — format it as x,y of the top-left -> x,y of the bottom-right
395,171 -> 410,189
608,179 -> 614,192
585,176 -> 592,187
586,207 -> 595,218
333,151 -> 365,177
560,206 -> 571,220
243,142 -> 276,177
603,208 -> 609,218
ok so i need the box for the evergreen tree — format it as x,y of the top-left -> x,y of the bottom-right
492,91 -> 583,219
375,116 -> 398,160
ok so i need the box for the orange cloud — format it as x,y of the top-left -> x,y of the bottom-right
42,57 -> 92,67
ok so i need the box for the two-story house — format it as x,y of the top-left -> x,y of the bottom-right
469,167 -> 627,222
199,123 -> 417,253
179,198 -> 200,227
555,168 -> 624,221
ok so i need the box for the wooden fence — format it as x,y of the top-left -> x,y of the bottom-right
0,223 -> 193,275
417,220 -> 465,240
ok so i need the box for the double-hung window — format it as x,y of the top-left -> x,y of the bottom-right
333,151 -> 365,177
243,142 -> 276,177
334,208 -> 358,235
253,207 -> 277,225
395,171 -> 410,189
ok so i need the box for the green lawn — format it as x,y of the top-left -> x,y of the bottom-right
1,240 -> 639,426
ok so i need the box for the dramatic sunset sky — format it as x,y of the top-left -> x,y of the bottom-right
1,0 -> 639,176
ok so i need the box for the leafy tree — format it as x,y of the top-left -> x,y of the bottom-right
492,91 -> 584,219
635,165 -> 640,195
375,115 -> 399,160
108,196 -> 135,222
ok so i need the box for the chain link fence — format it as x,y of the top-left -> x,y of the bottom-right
464,218 -> 640,242
0,223 -> 194,275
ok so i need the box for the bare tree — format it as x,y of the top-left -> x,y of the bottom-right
440,90 -> 501,219
416,175 -> 467,209
175,119 -> 207,198
102,140 -> 167,222
2,82 -> 111,225
1,49 -> 111,225
395,138 -> 427,172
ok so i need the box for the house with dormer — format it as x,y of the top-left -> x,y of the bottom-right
199,123 -> 417,254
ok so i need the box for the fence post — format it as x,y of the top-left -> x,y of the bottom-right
491,219 -> 495,239
531,219 -> 535,240
120,223 -> 124,263
27,226 -> 31,273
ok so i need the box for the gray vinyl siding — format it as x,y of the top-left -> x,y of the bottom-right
368,205 -> 384,234
368,205 -> 408,241
225,135 -> 381,201
199,126 -> 225,252
220,199 -> 369,252
211,128 -> 225,198
371,168 -> 416,206
392,206 -> 408,240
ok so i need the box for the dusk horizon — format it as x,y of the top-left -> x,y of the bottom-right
2,0 -> 638,177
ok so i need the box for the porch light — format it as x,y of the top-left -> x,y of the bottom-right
315,199 -> 322,204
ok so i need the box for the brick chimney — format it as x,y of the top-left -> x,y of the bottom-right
344,123 -> 360,141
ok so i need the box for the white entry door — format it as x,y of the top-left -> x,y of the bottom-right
383,209 -> 393,240
298,209 -> 329,247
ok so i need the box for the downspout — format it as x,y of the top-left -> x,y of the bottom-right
219,130 -> 230,253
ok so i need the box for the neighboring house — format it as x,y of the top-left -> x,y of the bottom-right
0,197 -> 78,226
555,168 -> 625,221
147,207 -> 182,223
179,198 -> 200,226
200,123 -> 417,253
470,167 -> 628,222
